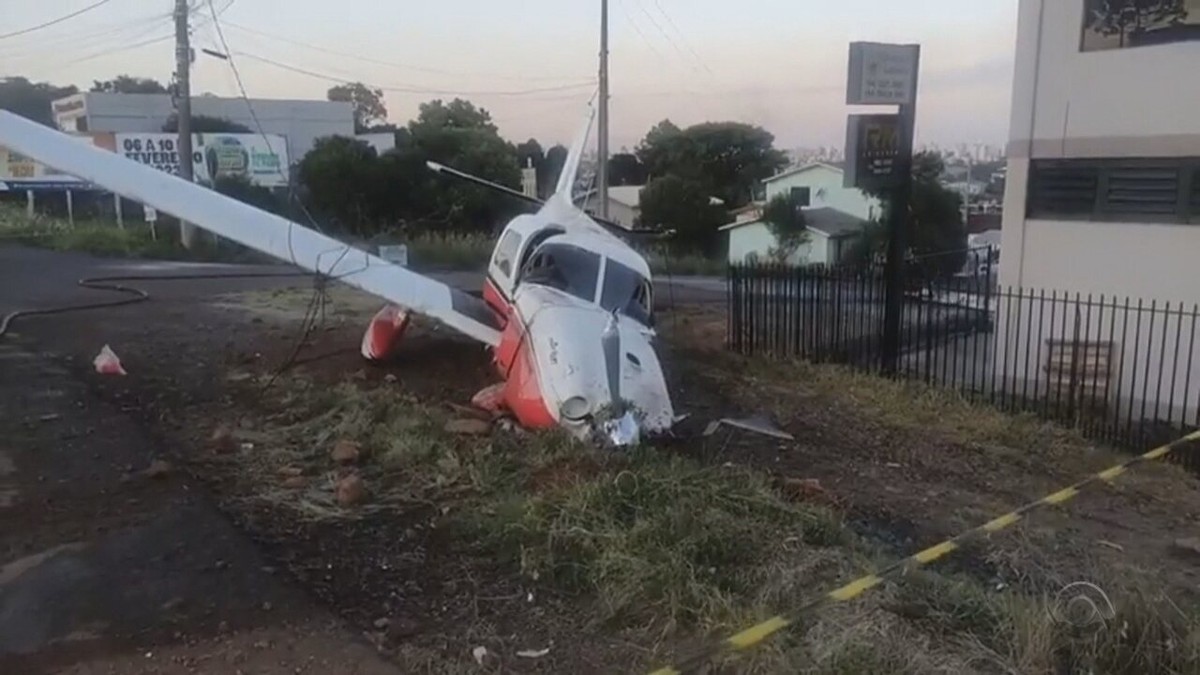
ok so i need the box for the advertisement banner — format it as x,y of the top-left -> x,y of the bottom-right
0,140 -> 91,191
114,133 -> 290,188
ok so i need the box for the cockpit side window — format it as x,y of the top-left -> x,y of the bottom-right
492,230 -> 522,279
600,259 -> 653,326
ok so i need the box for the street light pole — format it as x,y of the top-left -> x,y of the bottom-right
174,0 -> 196,249
597,0 -> 610,219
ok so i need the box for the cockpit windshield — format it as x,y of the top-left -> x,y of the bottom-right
519,242 -> 654,326
519,242 -> 600,303
600,258 -> 653,326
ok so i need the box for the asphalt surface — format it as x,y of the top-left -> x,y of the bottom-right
0,245 -> 724,323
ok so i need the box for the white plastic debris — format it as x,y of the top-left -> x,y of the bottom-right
93,344 -> 127,376
517,648 -> 551,659
471,646 -> 488,665
603,410 -> 641,447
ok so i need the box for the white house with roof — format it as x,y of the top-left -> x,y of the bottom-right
574,185 -> 724,230
720,162 -> 880,265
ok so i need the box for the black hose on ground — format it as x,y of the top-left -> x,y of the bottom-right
0,271 -> 311,339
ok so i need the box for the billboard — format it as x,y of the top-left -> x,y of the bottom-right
0,137 -> 94,191
1081,0 -> 1200,51
113,133 -> 290,187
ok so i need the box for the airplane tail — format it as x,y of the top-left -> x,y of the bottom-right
549,98 -> 598,206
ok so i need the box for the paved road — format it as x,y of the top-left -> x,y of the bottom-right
0,245 -> 724,322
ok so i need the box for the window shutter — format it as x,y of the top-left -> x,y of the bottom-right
1190,168 -> 1200,214
1104,165 -> 1179,215
1029,162 -> 1098,216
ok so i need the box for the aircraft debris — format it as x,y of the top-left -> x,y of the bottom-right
703,414 -> 794,441
92,344 -> 126,376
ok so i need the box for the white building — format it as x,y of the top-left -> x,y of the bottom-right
575,185 -> 724,230
50,93 -> 354,163
720,206 -> 868,266
997,0 -> 1200,424
720,162 -> 878,265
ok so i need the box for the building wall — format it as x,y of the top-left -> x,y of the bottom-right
763,165 -> 880,221
55,94 -> 354,164
999,0 -> 1200,426
727,221 -> 829,266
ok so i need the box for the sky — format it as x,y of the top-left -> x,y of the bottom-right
2,0 -> 1019,151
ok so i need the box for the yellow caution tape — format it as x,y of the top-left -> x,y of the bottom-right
646,429 -> 1200,674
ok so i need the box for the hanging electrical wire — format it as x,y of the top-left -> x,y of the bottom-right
0,0 -> 116,40
216,18 -> 592,84
233,51 -> 598,98
647,0 -> 714,76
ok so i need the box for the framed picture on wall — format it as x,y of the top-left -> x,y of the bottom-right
1081,0 -> 1200,51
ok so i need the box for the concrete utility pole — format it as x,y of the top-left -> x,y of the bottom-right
597,0 -> 610,219
174,0 -> 196,249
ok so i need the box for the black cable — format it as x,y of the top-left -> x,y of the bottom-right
1,0 -> 115,40
0,271 -> 310,339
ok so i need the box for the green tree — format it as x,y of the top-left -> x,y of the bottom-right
407,99 -> 520,232
327,82 -> 388,132
516,138 -> 544,170
91,75 -> 168,94
608,152 -> 646,187
0,77 -> 77,126
635,119 -> 683,177
637,174 -> 727,255
162,114 -> 252,133
762,192 -> 809,263
635,119 -> 787,209
853,151 -> 967,280
296,136 -> 383,235
213,174 -> 285,215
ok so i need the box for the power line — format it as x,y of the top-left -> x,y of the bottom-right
59,33 -> 174,66
631,0 -> 701,74
217,19 -> 591,84
0,12 -> 170,57
234,51 -> 597,98
0,0 -> 116,40
616,0 -> 669,64
648,0 -> 713,76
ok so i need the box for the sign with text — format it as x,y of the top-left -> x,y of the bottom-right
846,42 -> 919,105
844,114 -> 902,191
0,137 -> 94,191
114,133 -> 290,188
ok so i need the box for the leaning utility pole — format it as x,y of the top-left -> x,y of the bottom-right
174,0 -> 196,249
597,0 -> 610,219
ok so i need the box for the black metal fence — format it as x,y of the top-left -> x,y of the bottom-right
728,249 -> 1200,472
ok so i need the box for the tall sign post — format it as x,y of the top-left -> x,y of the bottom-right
844,41 -> 921,375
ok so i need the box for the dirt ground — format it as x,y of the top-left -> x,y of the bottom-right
5,259 -> 1200,673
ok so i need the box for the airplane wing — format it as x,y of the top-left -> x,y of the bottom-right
0,111 -> 501,347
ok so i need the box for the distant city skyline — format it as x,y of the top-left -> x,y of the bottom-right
5,1 -> 1018,150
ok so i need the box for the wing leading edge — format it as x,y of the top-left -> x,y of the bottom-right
0,111 -> 500,347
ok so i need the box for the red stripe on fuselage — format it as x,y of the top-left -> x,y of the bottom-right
495,310 -> 555,429
482,276 -> 510,328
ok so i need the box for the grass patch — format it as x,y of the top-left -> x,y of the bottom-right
227,368 -> 1200,673
0,205 -> 274,263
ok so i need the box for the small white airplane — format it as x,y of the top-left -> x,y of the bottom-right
0,104 -> 675,445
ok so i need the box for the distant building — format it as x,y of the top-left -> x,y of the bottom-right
760,162 -> 881,220
721,206 -> 868,266
50,92 -> 354,162
574,185 -> 724,230
721,163 -> 878,266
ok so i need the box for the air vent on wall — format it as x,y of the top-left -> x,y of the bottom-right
1104,166 -> 1180,215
